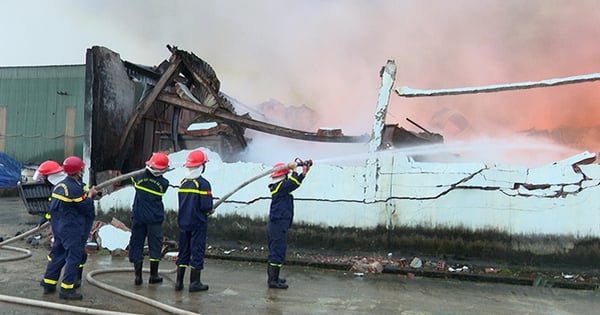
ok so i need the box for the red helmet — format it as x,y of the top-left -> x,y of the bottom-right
270,162 -> 290,178
146,152 -> 169,170
37,160 -> 63,175
63,156 -> 85,175
184,150 -> 208,167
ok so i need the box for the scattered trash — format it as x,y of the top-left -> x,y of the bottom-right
436,260 -> 446,271
224,249 -> 236,255
368,261 -> 384,273
448,265 -> 470,272
27,235 -> 41,247
353,272 -> 364,277
409,257 -> 422,269
561,273 -> 579,280
398,258 -> 408,268
164,252 -> 178,261
485,267 -> 500,273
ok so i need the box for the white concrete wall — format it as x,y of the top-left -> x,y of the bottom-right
96,149 -> 600,238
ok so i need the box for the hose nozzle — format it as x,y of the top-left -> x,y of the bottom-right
295,158 -> 313,167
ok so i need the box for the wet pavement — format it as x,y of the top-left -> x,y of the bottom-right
1,196 -> 599,314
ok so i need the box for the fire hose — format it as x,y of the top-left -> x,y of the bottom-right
0,160 -> 309,314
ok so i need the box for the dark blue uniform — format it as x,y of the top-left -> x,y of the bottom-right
267,171 -> 304,264
41,176 -> 94,292
128,170 -> 169,263
41,183 -> 94,286
176,176 -> 213,270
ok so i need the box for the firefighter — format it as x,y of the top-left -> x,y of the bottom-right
35,159 -> 92,289
33,160 -> 66,185
266,160 -> 310,289
128,152 -> 170,285
175,150 -> 213,292
40,156 -> 97,300
32,160 -> 66,227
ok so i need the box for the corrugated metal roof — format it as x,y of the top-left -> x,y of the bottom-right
0,65 -> 85,163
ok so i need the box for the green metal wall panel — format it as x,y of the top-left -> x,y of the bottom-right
0,65 -> 85,164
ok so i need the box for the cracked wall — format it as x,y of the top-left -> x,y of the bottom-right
98,149 -> 600,244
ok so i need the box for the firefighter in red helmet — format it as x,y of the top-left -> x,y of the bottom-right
266,160 -> 310,289
175,149 -> 213,292
33,160 -> 66,185
129,152 -> 171,286
41,156 -> 97,300
33,160 -> 66,227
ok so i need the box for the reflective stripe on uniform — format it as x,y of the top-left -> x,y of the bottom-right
179,178 -> 211,195
270,181 -> 283,195
178,188 -> 211,195
270,177 -> 300,195
133,178 -> 166,196
52,183 -> 86,202
43,278 -> 58,285
60,282 -> 74,289
51,193 -> 85,203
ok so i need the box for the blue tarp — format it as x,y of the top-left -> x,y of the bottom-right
0,152 -> 22,188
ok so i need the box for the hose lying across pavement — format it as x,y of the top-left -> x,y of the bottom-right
0,163 -> 289,315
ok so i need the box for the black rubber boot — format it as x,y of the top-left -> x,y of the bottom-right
74,267 -> 84,288
40,280 -> 56,294
148,260 -> 163,284
59,288 -> 82,300
134,261 -> 143,286
267,264 -> 288,289
175,266 -> 186,291
189,268 -> 208,292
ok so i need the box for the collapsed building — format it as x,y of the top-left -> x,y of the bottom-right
87,45 -> 442,189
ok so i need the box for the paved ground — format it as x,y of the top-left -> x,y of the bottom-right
1,196 -> 599,315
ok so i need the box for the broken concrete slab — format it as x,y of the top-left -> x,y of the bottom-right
97,224 -> 131,251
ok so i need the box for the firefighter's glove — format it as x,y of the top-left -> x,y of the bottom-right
88,186 -> 99,199
302,165 -> 310,175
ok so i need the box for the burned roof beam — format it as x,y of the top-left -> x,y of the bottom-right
158,93 -> 369,143
117,55 -> 183,154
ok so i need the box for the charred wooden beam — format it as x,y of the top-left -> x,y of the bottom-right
117,55 -> 183,154
158,93 -> 369,143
